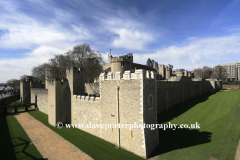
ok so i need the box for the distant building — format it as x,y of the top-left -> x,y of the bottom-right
152,61 -> 158,70
146,58 -> 153,67
167,64 -> 173,69
146,58 -> 159,70
221,62 -> 240,81
158,65 -> 193,80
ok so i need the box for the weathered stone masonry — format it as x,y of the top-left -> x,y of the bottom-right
20,67 -> 221,159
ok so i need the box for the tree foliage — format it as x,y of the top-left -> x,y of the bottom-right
193,65 -> 227,80
211,65 -> 227,80
193,66 -> 213,79
19,74 -> 30,80
31,43 -> 104,83
32,63 -> 51,81
6,79 -> 20,88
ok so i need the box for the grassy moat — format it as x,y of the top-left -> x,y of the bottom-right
152,89 -> 240,160
1,89 -> 240,159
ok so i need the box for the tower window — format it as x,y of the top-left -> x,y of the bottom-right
148,94 -> 153,110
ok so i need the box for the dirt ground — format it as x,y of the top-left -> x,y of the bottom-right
222,85 -> 240,89
14,112 -> 93,160
235,138 -> 240,160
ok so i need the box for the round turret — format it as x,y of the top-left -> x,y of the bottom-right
111,55 -> 132,77
166,68 -> 171,80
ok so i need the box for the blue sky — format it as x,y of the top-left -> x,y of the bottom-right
0,0 -> 240,82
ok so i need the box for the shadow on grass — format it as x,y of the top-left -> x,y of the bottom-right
0,116 -> 17,160
0,115 -> 44,160
29,110 -> 144,160
0,108 -> 37,116
158,92 -> 215,124
150,128 -> 212,158
149,92 -> 214,158
17,137 -> 45,160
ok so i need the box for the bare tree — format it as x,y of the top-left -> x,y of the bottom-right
212,65 -> 227,80
72,43 -> 92,68
30,43 -> 103,94
46,43 -> 103,82
32,63 -> 51,81
193,68 -> 203,78
20,74 -> 30,80
70,44 -> 103,95
202,66 -> 213,79
48,54 -> 69,79
193,66 -> 213,79
6,79 -> 20,88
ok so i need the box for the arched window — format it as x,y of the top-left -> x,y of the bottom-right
148,94 -> 153,110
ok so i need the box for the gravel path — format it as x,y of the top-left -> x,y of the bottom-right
235,138 -> 240,160
14,112 -> 93,160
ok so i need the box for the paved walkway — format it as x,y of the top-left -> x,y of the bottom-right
235,138 -> 240,160
14,112 -> 93,160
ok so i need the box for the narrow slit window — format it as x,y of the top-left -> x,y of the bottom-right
148,95 -> 153,110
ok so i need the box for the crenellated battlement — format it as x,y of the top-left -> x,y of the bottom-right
20,76 -> 42,83
73,95 -> 101,103
111,55 -> 132,63
46,78 -> 68,86
66,67 -> 83,74
21,55 -> 223,159
99,69 -> 157,81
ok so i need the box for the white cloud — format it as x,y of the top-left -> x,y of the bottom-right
0,46 -> 68,82
0,14 -> 91,49
112,28 -> 153,50
0,1 -> 94,82
0,0 -> 93,50
103,18 -> 154,50
133,32 -> 240,71
1,0 -> 240,82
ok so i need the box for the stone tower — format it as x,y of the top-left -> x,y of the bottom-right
111,54 -> 133,78
20,76 -> 42,104
165,67 -> 172,80
47,67 -> 85,126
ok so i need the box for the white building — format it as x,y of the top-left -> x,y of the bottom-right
221,62 -> 240,81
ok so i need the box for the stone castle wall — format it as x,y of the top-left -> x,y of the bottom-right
47,80 -> 57,126
156,77 -> 215,114
141,70 -> 159,156
70,69 -> 159,158
84,83 -> 99,95
222,84 -> 240,89
47,79 -> 71,126
22,67 -> 222,159
31,88 -> 48,114
0,94 -> 20,104
20,81 -> 31,104
72,96 -> 101,137
20,80 -> 42,104
99,75 -> 146,156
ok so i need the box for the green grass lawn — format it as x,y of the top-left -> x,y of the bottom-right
0,99 -> 29,114
151,90 -> 240,160
10,99 -> 21,105
28,111 -> 144,160
6,99 -> 33,113
0,115 -> 44,160
27,90 -> 240,160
